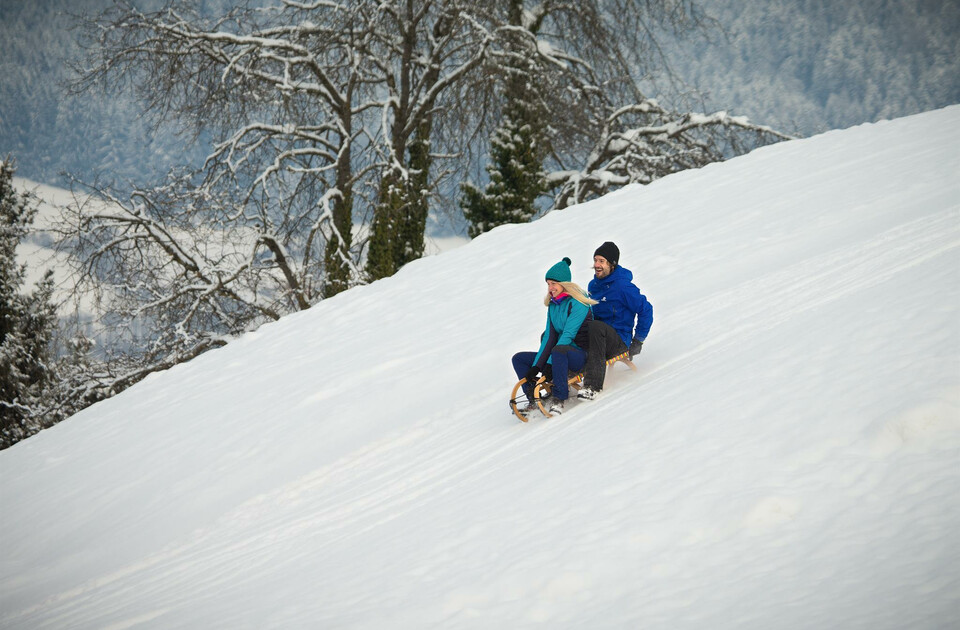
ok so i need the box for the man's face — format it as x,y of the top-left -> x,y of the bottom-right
594,255 -> 613,279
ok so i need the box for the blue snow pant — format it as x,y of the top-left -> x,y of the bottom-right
512,345 -> 586,401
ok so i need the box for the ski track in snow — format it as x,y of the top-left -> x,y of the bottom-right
2,106 -> 959,629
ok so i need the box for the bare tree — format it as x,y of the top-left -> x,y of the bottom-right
62,0 -> 500,391
72,0 -> 380,300
548,102 -> 795,208
62,0 -> 392,386
363,0 -> 493,281
463,0 -> 792,228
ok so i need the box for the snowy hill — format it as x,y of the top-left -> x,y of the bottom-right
2,106 -> 959,629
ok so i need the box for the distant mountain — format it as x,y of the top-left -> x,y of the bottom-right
0,0 -> 205,186
662,0 -> 960,135
2,0 -> 958,186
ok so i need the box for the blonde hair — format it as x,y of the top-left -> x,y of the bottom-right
544,281 -> 598,307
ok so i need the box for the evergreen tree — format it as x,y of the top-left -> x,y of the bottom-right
461,80 -> 547,237
366,169 -> 409,281
366,122 -> 433,281
461,1 -> 548,238
1,158 -> 58,449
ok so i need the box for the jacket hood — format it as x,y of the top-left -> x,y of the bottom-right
596,264 -> 633,286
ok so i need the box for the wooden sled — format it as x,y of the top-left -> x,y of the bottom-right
509,351 -> 637,421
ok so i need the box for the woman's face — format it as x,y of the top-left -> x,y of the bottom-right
546,279 -> 564,298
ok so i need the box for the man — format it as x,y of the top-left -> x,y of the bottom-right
578,241 -> 653,401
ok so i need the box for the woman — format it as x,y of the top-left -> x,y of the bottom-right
512,257 -> 597,415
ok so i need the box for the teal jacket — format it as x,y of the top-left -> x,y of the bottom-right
533,295 -> 592,367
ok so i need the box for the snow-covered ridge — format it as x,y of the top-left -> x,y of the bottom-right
1,106 -> 958,629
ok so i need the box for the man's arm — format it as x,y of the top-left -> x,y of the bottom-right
626,284 -> 653,341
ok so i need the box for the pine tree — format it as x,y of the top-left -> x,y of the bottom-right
1,158 -> 58,449
366,122 -> 433,281
461,90 -> 548,237
461,2 -> 548,238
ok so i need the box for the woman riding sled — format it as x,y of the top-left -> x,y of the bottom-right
512,257 -> 597,415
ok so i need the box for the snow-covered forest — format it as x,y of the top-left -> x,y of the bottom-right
664,0 -> 960,135
2,0 -> 958,187
1,105 -> 957,629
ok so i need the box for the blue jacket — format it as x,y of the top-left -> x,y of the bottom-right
588,265 -> 653,346
533,295 -> 591,367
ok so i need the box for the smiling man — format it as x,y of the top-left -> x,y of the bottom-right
578,241 -> 653,401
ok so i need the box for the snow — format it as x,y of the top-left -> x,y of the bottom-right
11,177 -> 90,313
2,106 -> 959,629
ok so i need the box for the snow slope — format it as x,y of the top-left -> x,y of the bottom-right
2,106 -> 959,629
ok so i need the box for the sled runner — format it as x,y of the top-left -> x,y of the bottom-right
509,351 -> 637,421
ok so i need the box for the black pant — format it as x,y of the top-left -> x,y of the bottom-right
583,320 -> 628,390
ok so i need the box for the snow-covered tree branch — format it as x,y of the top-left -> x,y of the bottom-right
363,0 -> 495,281
548,102 -> 795,208
461,0 -> 790,234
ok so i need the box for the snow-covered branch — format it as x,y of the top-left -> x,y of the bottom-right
548,102 -> 796,208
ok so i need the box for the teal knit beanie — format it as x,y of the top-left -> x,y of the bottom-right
545,257 -> 572,282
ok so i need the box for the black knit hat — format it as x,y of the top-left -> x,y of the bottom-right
594,241 -> 620,265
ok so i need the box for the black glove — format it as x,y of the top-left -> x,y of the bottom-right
629,338 -> 643,360
524,366 -> 541,383
542,364 -> 553,382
